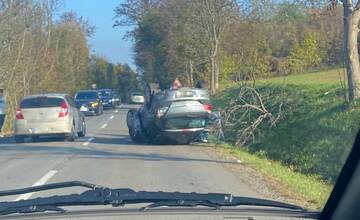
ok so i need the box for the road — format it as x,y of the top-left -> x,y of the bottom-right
0,105 -> 264,202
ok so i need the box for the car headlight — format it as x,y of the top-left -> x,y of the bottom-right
91,102 -> 98,107
156,106 -> 169,118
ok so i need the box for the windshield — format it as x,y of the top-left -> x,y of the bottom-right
0,0 -> 358,219
75,92 -> 97,100
99,90 -> 112,97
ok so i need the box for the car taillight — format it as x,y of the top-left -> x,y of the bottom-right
203,103 -> 212,114
58,101 -> 69,118
16,107 -> 24,119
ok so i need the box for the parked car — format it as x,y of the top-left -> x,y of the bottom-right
127,86 -> 212,144
14,94 -> 86,143
0,96 -> 5,132
74,90 -> 103,116
129,92 -> 145,104
98,89 -> 116,109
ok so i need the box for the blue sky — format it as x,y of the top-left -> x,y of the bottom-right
61,0 -> 135,68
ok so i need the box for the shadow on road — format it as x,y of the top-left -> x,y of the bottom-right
0,143 -> 233,165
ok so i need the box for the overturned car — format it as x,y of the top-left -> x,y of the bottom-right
126,85 -> 212,144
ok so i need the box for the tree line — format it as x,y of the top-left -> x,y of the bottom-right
114,0 -> 344,94
0,0 -> 137,132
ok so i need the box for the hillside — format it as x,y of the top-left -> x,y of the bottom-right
214,68 -> 358,184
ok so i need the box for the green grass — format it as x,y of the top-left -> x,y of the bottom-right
258,68 -> 345,86
217,144 -> 332,209
213,68 -> 360,209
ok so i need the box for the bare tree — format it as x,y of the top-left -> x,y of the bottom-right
190,0 -> 237,94
337,0 -> 360,101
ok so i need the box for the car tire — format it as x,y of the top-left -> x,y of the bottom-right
14,135 -> 25,143
78,120 -> 86,137
129,128 -> 144,143
65,124 -> 75,142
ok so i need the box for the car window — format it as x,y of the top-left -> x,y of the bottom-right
75,92 -> 97,100
20,97 -> 64,108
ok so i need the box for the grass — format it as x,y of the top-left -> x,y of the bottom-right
213,68 -> 360,209
217,144 -> 332,209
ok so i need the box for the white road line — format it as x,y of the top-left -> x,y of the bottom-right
101,123 -> 107,129
109,115 -> 114,120
83,137 -> 95,146
115,110 -> 119,113
15,170 -> 58,201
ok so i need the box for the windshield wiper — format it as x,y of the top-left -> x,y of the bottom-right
0,181 -> 313,216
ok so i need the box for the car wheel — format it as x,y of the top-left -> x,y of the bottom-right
129,128 -> 143,143
65,124 -> 75,142
78,120 -> 86,137
14,135 -> 25,143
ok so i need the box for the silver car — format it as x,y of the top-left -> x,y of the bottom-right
14,94 -> 86,143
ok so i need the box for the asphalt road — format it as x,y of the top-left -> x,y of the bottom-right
0,105 -> 280,217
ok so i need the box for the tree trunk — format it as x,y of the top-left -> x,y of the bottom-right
344,4 -> 360,101
210,56 -> 216,95
189,59 -> 194,87
215,58 -> 219,91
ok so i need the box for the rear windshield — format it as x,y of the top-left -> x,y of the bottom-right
164,118 -> 206,129
20,97 -> 64,108
75,92 -> 97,100
131,92 -> 143,96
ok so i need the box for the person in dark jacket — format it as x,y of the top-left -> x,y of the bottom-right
195,80 -> 206,89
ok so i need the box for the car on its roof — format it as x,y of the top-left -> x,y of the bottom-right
14,93 -> 86,143
127,86 -> 212,144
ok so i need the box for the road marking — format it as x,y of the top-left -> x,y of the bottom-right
115,110 -> 119,113
109,115 -> 114,120
15,170 -> 58,201
83,137 -> 94,146
101,123 -> 107,129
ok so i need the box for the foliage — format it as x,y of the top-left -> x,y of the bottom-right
114,0 -> 343,90
88,55 -> 140,101
287,33 -> 323,74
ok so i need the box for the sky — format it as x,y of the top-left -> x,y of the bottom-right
61,0 -> 135,68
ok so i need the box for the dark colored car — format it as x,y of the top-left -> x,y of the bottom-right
111,91 -> 121,106
98,89 -> 116,109
127,86 -> 212,144
74,90 -> 103,116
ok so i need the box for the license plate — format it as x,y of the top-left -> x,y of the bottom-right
80,106 -> 88,111
175,91 -> 195,98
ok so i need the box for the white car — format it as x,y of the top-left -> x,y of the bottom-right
14,94 -> 86,143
